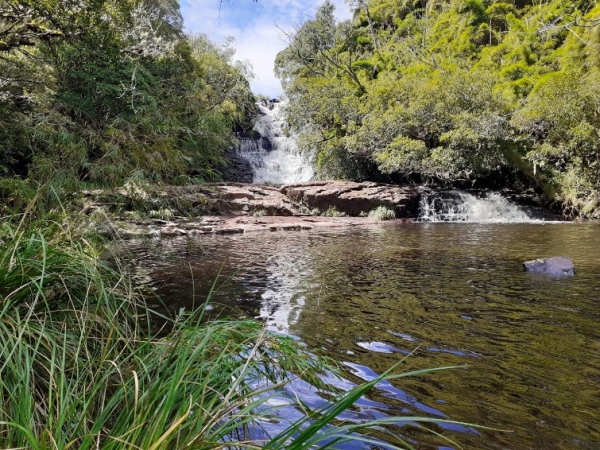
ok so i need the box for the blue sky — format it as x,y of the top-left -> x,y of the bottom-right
180,0 -> 352,97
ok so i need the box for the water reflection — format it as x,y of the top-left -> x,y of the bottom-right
120,222 -> 600,449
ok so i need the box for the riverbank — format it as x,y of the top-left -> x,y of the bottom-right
80,181 -> 419,237
77,180 -> 559,238
80,181 -> 423,216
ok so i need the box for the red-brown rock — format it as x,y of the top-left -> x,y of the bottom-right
280,181 -> 422,217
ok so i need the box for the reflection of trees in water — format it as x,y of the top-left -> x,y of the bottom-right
118,224 -> 600,448
116,238 -> 259,323
286,224 -> 600,448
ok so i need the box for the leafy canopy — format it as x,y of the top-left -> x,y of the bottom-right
276,0 -> 600,217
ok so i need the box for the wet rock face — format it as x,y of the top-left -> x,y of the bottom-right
523,257 -> 575,276
220,149 -> 254,184
280,181 -> 424,218
260,137 -> 273,152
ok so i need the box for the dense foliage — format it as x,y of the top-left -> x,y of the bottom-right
0,0 -> 255,195
276,0 -> 600,217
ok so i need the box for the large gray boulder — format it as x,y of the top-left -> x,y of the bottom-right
523,257 -> 575,276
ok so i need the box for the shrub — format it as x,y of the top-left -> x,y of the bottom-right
368,205 -> 397,220
321,206 -> 347,217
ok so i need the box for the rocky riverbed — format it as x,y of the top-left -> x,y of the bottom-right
80,181 -> 425,238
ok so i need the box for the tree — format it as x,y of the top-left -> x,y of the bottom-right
276,1 -> 367,95
0,0 -> 257,186
275,0 -> 600,216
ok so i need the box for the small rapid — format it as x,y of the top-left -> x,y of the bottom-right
236,100 -> 314,185
419,190 -> 549,223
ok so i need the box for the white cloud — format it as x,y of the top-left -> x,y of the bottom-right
180,0 -> 352,96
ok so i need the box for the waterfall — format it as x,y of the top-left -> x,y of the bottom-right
236,100 -> 314,185
419,191 -> 543,223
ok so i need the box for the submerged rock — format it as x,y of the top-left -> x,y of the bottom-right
523,257 -> 575,276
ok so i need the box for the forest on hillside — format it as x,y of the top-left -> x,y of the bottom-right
0,0 -> 255,213
2,0 -> 600,219
276,0 -> 600,217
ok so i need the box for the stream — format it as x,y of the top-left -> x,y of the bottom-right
123,219 -> 600,449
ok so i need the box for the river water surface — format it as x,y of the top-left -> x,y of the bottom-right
124,222 -> 600,449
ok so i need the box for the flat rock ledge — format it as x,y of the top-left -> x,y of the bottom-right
99,215 -> 414,239
81,181 -> 426,238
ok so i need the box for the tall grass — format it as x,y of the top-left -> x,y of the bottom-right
368,205 -> 396,221
0,218 -> 331,448
0,210 -> 484,449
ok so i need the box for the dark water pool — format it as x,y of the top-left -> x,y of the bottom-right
121,222 -> 600,449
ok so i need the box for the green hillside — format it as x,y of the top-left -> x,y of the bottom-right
276,0 -> 600,217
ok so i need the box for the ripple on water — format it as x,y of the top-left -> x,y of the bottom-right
356,341 -> 409,354
118,223 -> 600,449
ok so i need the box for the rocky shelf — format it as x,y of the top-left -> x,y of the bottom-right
80,181 -> 425,238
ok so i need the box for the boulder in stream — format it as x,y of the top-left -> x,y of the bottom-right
523,257 -> 575,276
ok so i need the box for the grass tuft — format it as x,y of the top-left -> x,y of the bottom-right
368,205 -> 396,221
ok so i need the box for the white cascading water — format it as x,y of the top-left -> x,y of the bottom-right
236,100 -> 314,185
419,191 -> 538,223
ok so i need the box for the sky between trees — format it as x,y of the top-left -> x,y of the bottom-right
180,0 -> 352,95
